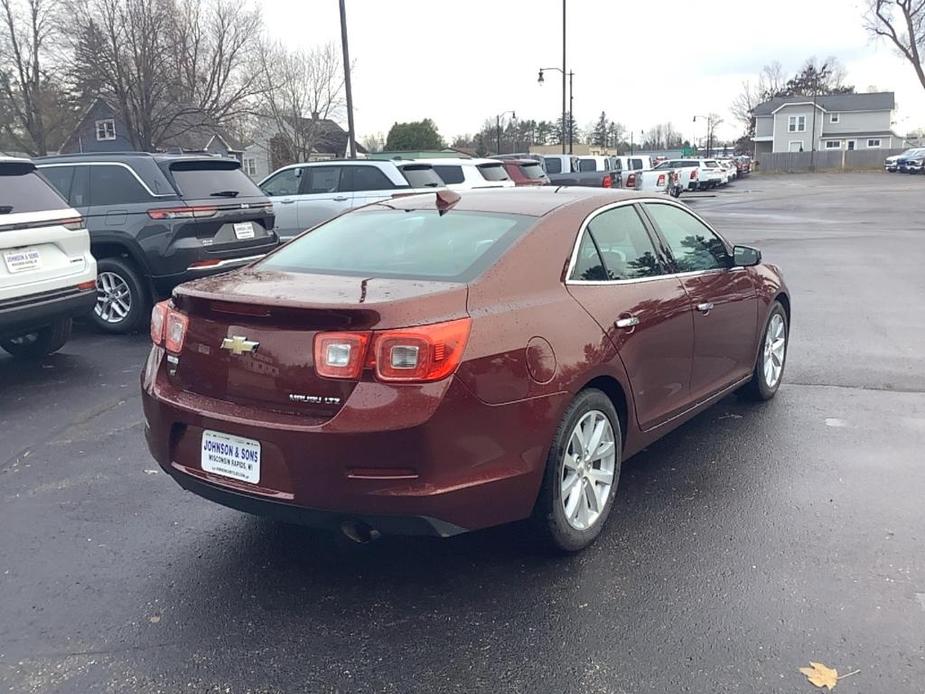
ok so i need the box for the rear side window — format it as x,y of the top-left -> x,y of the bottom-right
477,163 -> 510,181
169,161 -> 265,199
629,158 -> 643,170
432,165 -> 465,185
570,205 -> 665,281
0,165 -> 69,213
578,158 -> 597,172
260,209 -> 533,282
89,165 -> 151,206
400,165 -> 442,188
518,162 -> 546,180
544,157 -> 562,174
343,165 -> 395,192
261,168 -> 302,197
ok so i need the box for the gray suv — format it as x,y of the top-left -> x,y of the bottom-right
259,159 -> 443,240
36,152 -> 278,333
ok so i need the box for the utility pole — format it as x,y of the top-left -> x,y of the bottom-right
561,0 -> 566,154
339,0 -> 357,159
810,62 -> 826,172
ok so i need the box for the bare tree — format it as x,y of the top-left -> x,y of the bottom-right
258,41 -> 345,166
0,0 -> 75,154
866,0 -> 925,90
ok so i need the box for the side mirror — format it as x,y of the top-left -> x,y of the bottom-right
733,245 -> 761,267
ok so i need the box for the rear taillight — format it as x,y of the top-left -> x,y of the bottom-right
147,206 -> 217,220
151,301 -> 168,346
657,174 -> 666,186
691,169 -> 699,180
314,332 -> 371,380
601,175 -> 612,188
313,318 -> 472,383
150,300 -> 188,353
626,173 -> 637,188
61,217 -> 85,230
372,318 -> 472,383
188,259 -> 222,269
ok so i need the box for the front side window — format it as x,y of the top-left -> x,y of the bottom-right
569,205 -> 665,282
544,157 -> 562,174
261,167 -> 302,197
39,166 -> 75,201
95,119 -> 116,141
304,166 -> 342,194
644,203 -> 730,273
260,209 -> 533,282
788,115 -> 806,133
89,165 -> 151,206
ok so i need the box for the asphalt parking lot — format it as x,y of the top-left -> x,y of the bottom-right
2,172 -> 924,693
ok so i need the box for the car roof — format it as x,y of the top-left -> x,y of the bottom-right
371,187 -> 653,218
413,157 -> 503,166
0,155 -> 33,167
35,151 -> 240,165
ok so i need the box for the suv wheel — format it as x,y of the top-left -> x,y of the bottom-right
92,257 -> 148,334
0,319 -> 72,359
532,389 -> 622,553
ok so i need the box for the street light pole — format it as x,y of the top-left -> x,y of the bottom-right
339,0 -> 356,159
495,110 -> 516,155
539,67 -> 574,154
568,71 -> 574,154
561,0 -> 566,155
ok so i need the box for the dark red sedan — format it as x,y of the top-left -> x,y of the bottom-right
142,188 -> 790,552
500,158 -> 551,186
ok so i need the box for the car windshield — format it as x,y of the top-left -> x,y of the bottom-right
400,165 -> 443,188
259,208 -> 534,281
1,165 -> 69,214
169,161 -> 265,199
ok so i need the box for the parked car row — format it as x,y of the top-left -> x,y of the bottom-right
884,148 -> 924,173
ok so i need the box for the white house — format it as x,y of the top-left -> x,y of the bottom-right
752,92 -> 897,155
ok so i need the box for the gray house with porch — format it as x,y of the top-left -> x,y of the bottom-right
751,92 -> 897,156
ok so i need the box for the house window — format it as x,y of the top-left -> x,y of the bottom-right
830,113 -> 840,124
867,139 -> 882,148
243,157 -> 258,176
788,115 -> 806,133
824,140 -> 842,149
95,119 -> 116,141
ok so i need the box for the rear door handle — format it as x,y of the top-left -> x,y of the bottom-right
333,196 -> 350,202
279,198 -> 296,204
697,302 -> 714,313
615,316 -> 640,329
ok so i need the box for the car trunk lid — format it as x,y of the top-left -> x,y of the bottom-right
169,269 -> 469,419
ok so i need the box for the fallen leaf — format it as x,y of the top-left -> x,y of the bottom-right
148,614 -> 161,624
800,662 -> 838,690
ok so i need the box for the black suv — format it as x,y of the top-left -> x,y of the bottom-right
35,152 -> 278,333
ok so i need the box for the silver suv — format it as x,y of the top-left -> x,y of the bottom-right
1,158 -> 97,358
259,160 -> 443,240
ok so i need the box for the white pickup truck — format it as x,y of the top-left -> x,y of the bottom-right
612,155 -> 682,197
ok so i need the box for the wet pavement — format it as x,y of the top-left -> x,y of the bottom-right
2,173 -> 924,693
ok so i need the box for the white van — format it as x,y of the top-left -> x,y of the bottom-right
1,157 -> 97,358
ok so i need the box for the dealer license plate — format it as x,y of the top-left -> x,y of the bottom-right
3,248 -> 41,274
201,430 -> 261,484
233,222 -> 255,240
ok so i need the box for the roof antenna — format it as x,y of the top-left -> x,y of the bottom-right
435,189 -> 461,215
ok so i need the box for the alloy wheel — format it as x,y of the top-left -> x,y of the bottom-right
95,271 -> 133,324
763,313 -> 786,388
560,410 -> 617,530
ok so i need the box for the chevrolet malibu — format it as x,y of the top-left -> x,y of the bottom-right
141,188 -> 790,552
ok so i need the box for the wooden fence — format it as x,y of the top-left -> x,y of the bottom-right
756,148 -> 904,173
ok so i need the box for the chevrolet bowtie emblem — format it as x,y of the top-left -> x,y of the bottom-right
220,335 -> 259,355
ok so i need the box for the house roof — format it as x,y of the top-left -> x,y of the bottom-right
754,92 -> 895,116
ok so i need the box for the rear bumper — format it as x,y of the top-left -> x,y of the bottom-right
0,286 -> 96,338
141,347 -> 562,535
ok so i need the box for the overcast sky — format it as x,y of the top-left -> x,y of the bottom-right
260,0 -> 925,144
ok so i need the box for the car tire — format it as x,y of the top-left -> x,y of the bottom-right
0,318 -> 72,359
91,257 -> 149,334
741,301 -> 788,401
532,388 -> 622,553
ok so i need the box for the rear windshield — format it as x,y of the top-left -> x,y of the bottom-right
432,165 -> 465,184
259,209 -> 533,282
169,161 -> 265,199
519,162 -> 546,180
400,165 -> 443,188
544,157 -> 562,174
476,163 -> 510,181
1,166 -> 69,214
